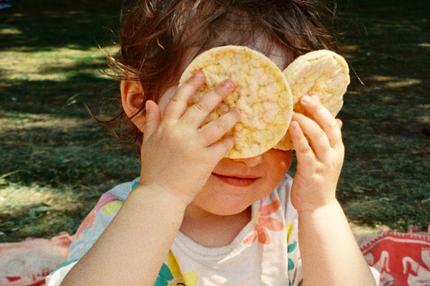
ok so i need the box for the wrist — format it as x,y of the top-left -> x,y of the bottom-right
135,183 -> 191,210
296,198 -> 340,216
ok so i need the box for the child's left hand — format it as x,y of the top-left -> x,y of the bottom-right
288,95 -> 345,213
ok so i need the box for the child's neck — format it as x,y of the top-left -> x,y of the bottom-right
179,204 -> 252,248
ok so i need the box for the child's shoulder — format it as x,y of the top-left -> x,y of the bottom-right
105,176 -> 140,199
94,176 -> 140,206
73,176 -> 139,238
67,177 -> 140,261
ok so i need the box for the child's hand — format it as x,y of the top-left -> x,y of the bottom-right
138,71 -> 240,206
288,95 -> 345,212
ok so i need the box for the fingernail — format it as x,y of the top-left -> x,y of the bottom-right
301,95 -> 311,104
290,121 -> 298,129
193,71 -> 204,79
222,80 -> 235,90
145,101 -> 150,112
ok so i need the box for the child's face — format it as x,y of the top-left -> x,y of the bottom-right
155,36 -> 293,216
190,150 -> 292,216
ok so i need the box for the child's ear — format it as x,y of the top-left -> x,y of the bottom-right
120,80 -> 146,133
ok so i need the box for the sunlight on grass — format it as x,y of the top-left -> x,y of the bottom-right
342,44 -> 360,53
0,182 -> 79,216
0,177 -> 85,241
367,76 -> 421,91
370,75 -> 396,82
418,43 -> 430,48
0,45 -> 118,82
0,112 -> 94,133
384,79 -> 421,89
349,222 -> 390,234
416,115 -> 430,124
0,27 -> 22,36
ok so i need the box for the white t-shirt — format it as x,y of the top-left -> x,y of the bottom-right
46,174 -> 380,286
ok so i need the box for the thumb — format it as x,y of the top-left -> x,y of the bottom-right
144,100 -> 161,140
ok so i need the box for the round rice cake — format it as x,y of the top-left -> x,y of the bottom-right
179,45 -> 293,159
273,49 -> 350,150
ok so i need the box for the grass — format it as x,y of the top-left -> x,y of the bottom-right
333,0 -> 430,231
0,0 -> 429,242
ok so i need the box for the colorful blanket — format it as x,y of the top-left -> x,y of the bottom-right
0,233 -> 73,286
361,231 -> 430,286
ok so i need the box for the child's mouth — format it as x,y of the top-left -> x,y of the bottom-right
212,173 -> 259,187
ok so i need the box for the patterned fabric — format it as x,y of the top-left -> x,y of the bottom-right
361,232 -> 430,285
45,174 -> 302,285
168,174 -> 302,286
45,174 -> 378,285
0,233 -> 72,286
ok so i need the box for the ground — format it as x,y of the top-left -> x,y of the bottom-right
0,0 -> 429,242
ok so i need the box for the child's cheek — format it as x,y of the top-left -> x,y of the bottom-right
276,149 -> 292,172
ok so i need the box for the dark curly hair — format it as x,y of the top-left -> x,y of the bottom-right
89,0 -> 338,157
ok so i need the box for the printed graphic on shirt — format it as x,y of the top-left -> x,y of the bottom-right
47,175 -> 307,286
286,223 -> 298,271
242,199 -> 284,244
154,251 -> 198,286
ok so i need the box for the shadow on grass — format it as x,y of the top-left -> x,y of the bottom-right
0,73 -> 119,116
0,67 -> 140,188
0,123 -> 140,185
0,0 -> 121,52
333,0 -> 430,231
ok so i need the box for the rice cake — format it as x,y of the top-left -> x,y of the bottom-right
179,45 -> 293,159
274,49 -> 350,150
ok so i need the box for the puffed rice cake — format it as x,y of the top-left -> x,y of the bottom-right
273,49 -> 350,150
179,45 -> 294,159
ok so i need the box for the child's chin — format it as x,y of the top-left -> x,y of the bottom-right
207,205 -> 250,216
191,176 -> 260,215
192,195 -> 251,216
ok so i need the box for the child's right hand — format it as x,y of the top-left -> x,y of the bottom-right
138,71 -> 240,206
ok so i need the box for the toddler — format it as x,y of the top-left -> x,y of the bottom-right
46,0 -> 380,285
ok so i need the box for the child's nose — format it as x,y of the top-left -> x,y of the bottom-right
233,155 -> 263,167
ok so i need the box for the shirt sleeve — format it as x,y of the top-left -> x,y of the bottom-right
45,192 -> 124,286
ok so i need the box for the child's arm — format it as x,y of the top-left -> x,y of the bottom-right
289,95 -> 377,286
298,201 -> 376,286
60,184 -> 187,286
61,72 -> 240,286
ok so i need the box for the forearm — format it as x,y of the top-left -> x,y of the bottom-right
298,200 -> 376,286
61,184 -> 187,286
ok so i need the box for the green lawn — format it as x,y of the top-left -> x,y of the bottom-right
0,0 -> 429,242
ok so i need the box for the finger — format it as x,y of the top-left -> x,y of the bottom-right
293,112 -> 331,161
207,135 -> 235,159
288,121 -> 316,165
198,108 -> 240,146
163,71 -> 206,120
143,100 -> 161,141
181,79 -> 235,128
300,95 -> 342,148
158,86 -> 178,116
